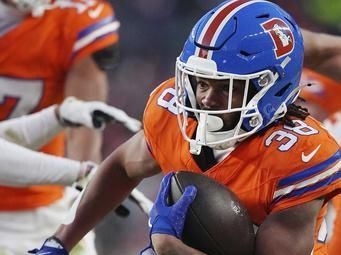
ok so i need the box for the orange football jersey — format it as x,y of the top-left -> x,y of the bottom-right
0,0 -> 119,210
144,78 -> 341,254
300,68 -> 341,115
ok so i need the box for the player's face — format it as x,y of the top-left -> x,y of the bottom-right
195,77 -> 245,131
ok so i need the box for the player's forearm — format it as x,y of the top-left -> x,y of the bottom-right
152,235 -> 207,255
303,29 -> 341,59
254,238 -> 313,255
0,105 -> 63,150
0,137 -> 80,186
302,29 -> 341,80
64,56 -> 108,162
54,148 -> 141,251
254,223 -> 314,255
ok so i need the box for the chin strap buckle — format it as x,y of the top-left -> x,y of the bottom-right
189,140 -> 202,155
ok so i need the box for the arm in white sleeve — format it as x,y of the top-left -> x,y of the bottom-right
0,137 -> 80,187
0,105 -> 64,150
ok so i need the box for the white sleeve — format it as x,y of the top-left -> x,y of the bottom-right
0,137 -> 80,187
0,105 -> 64,150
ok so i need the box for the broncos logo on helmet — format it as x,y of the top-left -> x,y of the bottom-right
261,18 -> 295,59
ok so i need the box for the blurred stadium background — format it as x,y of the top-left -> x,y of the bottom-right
96,0 -> 341,254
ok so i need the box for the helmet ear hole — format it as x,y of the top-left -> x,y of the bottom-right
275,83 -> 291,97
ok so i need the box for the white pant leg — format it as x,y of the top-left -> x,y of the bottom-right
0,188 -> 97,255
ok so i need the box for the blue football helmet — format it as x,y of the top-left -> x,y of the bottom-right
175,0 -> 304,154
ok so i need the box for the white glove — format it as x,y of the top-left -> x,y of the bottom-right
73,161 -> 97,191
129,188 -> 154,216
58,97 -> 142,132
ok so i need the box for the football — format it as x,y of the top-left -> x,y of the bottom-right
169,171 -> 255,255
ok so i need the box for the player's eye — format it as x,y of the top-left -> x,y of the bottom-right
197,81 -> 209,90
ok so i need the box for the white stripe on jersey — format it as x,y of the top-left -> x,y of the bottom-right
273,161 -> 341,199
317,218 -> 328,243
73,21 -> 120,52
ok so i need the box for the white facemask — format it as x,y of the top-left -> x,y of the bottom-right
175,56 -> 272,155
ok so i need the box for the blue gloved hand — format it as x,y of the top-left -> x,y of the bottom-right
139,172 -> 197,254
28,237 -> 69,255
149,172 -> 197,239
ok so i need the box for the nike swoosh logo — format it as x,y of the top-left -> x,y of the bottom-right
302,144 -> 321,163
88,4 -> 104,19
36,252 -> 52,255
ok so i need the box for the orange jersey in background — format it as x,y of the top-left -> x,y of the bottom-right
301,69 -> 341,255
143,78 -> 341,255
0,0 -> 119,210
300,68 -> 341,115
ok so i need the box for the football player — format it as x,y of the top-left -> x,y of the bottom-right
0,0 -> 120,254
31,1 -> 341,255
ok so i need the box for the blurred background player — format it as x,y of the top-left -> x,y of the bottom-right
299,69 -> 341,255
0,96 -> 141,188
299,29 -> 341,255
276,3 -> 341,254
31,1 -> 340,255
0,0 -> 121,254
